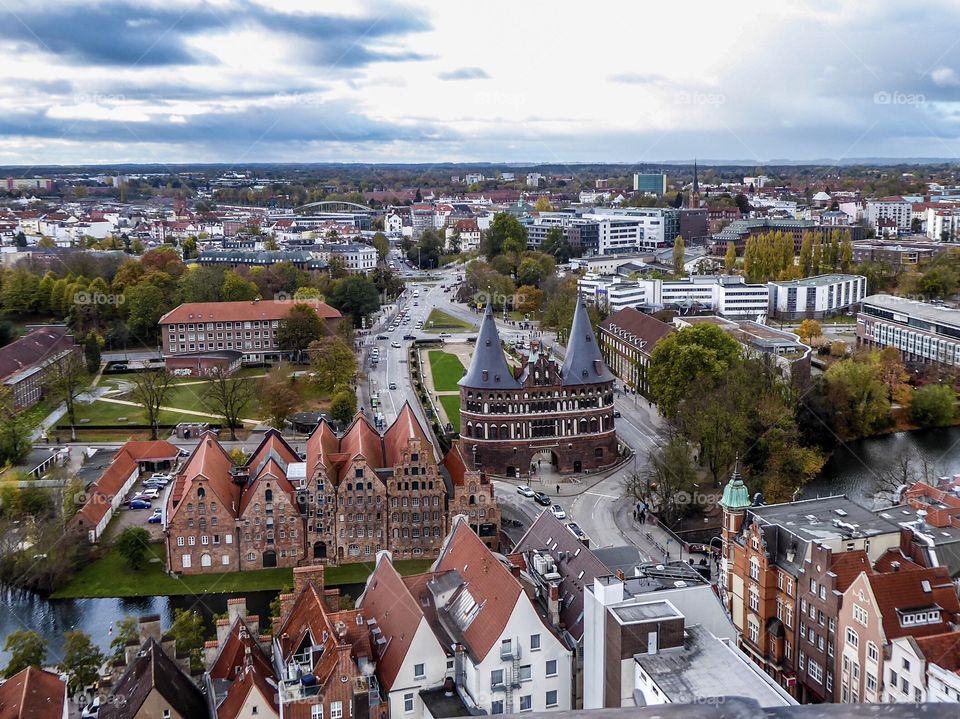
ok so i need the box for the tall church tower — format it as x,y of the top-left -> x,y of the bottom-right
688,159 -> 701,209
718,461 -> 751,610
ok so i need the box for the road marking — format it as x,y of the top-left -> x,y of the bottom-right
584,491 -> 618,499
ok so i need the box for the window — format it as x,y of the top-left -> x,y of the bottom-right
501,639 -> 512,657
749,587 -> 759,612
866,673 -> 877,693
176,536 -> 184,547
530,633 -> 541,651
867,642 -> 879,662
518,665 -> 531,682
546,690 -> 558,708
853,604 -> 868,626
162,712 -> 170,719
545,659 -> 557,677
889,669 -> 898,687
748,619 -> 759,644
404,693 -> 414,713
491,669 -> 504,688
330,702 -> 343,719
491,701 -> 504,715
414,663 -> 425,680
312,707 -> 323,719
519,695 -> 532,712
846,628 -> 859,648
808,660 -> 823,684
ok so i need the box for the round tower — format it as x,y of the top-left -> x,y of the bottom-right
718,462 -> 751,607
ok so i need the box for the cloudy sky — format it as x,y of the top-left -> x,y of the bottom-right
2,0 -> 960,165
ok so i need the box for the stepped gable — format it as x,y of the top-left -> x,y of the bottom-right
459,303 -> 520,390
561,292 -> 615,386
383,402 -> 434,464
339,414 -> 385,475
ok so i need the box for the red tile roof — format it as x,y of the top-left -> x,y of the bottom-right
873,549 -> 923,574
72,447 -> 139,528
358,556 -> 431,687
913,631 -> 960,674
169,432 -> 239,518
866,567 -> 960,641
216,664 -> 278,719
123,439 -> 180,461
442,442 -> 471,487
383,403 -> 433,465
159,299 -> 340,325
434,519 -> 522,661
0,666 -> 65,719
830,550 -> 873,592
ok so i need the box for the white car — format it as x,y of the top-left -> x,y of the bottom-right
550,504 -> 566,520
391,341 -> 401,348
140,487 -> 161,500
516,485 -> 535,497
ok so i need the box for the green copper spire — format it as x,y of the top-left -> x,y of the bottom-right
719,459 -> 751,512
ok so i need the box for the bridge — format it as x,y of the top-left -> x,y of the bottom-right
294,200 -> 375,214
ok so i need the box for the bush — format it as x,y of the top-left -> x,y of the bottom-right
909,384 -> 957,427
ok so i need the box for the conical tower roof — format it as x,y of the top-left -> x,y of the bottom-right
719,462 -> 751,512
561,294 -> 614,386
459,304 -> 521,390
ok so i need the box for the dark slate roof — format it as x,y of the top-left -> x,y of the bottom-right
459,304 -> 520,390
100,639 -> 207,719
560,295 -> 614,386
0,325 -> 73,382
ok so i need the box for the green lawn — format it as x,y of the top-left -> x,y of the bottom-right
428,351 -> 466,391
439,395 -> 461,432
54,542 -> 434,598
70,400 -> 206,427
424,309 -> 476,333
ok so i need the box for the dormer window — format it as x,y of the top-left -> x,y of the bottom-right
482,370 -> 488,381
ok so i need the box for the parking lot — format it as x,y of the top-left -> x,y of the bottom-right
109,469 -> 175,541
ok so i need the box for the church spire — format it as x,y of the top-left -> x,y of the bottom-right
689,159 -> 701,209
459,302 -> 520,390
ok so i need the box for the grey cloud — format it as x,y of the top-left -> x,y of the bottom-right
438,67 -> 490,81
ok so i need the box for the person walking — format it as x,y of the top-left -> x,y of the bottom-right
556,483 -> 560,495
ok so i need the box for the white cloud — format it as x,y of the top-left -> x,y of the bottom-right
931,66 -> 960,87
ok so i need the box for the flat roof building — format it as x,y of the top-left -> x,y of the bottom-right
857,294 -> 960,367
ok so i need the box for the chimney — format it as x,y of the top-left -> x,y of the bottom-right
272,593 -> 296,634
124,640 -> 139,667
138,615 -> 162,646
293,564 -> 325,596
204,640 -> 219,667
891,561 -> 900,572
547,583 -> 561,627
215,617 -> 231,645
227,597 -> 248,626
615,569 -> 625,581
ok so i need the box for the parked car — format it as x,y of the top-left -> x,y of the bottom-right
550,504 -> 567,520
388,382 -> 397,390
128,499 -> 152,510
391,341 -> 401,348
439,332 -> 451,337
177,448 -> 190,457
140,488 -> 161,500
516,485 -> 535,497
613,410 -> 621,418
566,522 -> 586,539
81,697 -> 101,718
403,334 -> 417,340
112,364 -> 128,371
376,334 -> 388,340
147,509 -> 163,524
533,492 -> 551,507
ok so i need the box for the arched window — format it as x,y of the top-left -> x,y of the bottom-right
197,487 -> 205,499
265,489 -> 273,502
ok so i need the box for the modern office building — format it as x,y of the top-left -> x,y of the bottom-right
633,172 -> 668,195
857,294 -> 960,366
768,274 -> 868,320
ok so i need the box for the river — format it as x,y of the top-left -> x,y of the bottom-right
0,584 -> 363,666
802,426 -> 960,504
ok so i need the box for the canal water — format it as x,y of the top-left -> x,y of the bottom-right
0,583 -> 363,666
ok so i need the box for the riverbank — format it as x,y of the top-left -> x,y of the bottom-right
53,542 -> 432,598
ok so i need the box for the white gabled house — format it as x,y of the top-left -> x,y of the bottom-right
357,516 -> 573,718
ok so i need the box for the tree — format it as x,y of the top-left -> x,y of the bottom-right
140,246 -> 186,278
221,270 -> 260,302
330,387 -> 358,423
329,275 -> 380,327
177,266 -> 225,303
672,236 -> 685,275
796,319 -> 823,343
116,526 -> 152,569
534,196 -> 552,212
515,285 -> 544,314
724,242 -> 737,273
0,268 -> 40,314
623,438 -> 699,528
648,324 -> 742,418
480,213 -> 528,260
260,365 -> 299,429
109,617 -> 140,661
45,352 -> 88,442
129,370 -> 176,439
59,630 -> 105,694
372,232 -> 390,261
3,630 -> 46,678
734,193 -> 751,215
309,337 -> 357,393
540,226 -> 574,263
909,385 -> 957,427
276,303 -> 326,361
123,282 -> 168,340
823,359 -> 890,439
408,228 -> 444,269
83,334 -> 102,374
180,236 -> 198,259
206,368 -> 256,441
0,386 -> 33,465
169,608 -> 205,672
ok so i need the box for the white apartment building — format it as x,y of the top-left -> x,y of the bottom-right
866,198 -> 912,232
526,173 -> 544,187
768,274 -> 868,320
579,274 -> 770,319
317,242 -> 377,273
357,518 -> 573,718
924,206 -> 960,241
